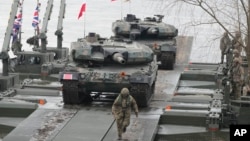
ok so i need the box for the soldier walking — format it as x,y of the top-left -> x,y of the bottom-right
231,58 -> 244,99
220,32 -> 231,64
112,88 -> 139,140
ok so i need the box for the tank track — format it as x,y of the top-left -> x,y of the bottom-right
62,80 -> 83,104
160,52 -> 175,70
62,80 -> 93,104
130,83 -> 155,107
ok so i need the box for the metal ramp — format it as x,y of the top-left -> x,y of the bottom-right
53,109 -> 114,141
102,115 -> 160,141
3,108 -> 77,141
53,109 -> 160,141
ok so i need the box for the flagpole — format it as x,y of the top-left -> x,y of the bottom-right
18,0 -> 24,44
35,0 -> 38,36
84,0 -> 86,37
120,0 -> 123,20
84,13 -> 86,37
37,0 -> 40,36
34,0 -> 40,48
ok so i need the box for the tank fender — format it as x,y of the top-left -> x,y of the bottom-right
129,73 -> 149,84
129,70 -> 156,85
59,72 -> 80,81
160,44 -> 176,52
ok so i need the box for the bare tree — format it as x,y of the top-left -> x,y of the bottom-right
162,0 -> 250,79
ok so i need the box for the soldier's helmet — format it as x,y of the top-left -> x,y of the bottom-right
233,58 -> 240,63
233,49 -> 239,54
121,88 -> 129,97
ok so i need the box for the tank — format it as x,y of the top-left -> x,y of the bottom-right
112,14 -> 178,70
59,33 -> 158,107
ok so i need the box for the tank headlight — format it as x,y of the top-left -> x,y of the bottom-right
81,74 -> 86,79
165,105 -> 171,111
120,71 -> 126,77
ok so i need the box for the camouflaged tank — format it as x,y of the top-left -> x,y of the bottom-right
59,33 -> 158,107
112,14 -> 178,70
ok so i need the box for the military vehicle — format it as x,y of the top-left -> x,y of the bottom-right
28,0 -> 69,60
112,14 -> 178,70
0,1 -> 38,139
59,33 -> 158,107
13,0 -> 68,79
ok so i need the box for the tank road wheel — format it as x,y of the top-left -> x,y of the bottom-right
130,84 -> 153,107
62,80 -> 83,104
160,52 -> 175,70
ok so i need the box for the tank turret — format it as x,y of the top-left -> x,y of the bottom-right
112,14 -> 178,70
112,14 -> 178,39
70,35 -> 154,66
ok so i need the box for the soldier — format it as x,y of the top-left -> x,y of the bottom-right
112,88 -> 139,140
232,49 -> 242,64
231,58 -> 244,99
243,70 -> 250,96
232,31 -> 243,54
220,32 -> 231,64
242,83 -> 250,96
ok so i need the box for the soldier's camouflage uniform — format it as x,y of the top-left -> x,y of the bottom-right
112,88 -> 138,140
232,49 -> 242,64
242,84 -> 250,96
232,31 -> 243,54
232,58 -> 244,99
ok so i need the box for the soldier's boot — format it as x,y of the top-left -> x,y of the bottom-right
118,134 -> 122,140
123,127 -> 126,133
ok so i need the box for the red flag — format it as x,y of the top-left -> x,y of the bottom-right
78,3 -> 86,19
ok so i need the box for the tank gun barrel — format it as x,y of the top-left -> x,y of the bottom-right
112,53 -> 126,64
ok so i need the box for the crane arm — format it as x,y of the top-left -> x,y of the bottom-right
55,0 -> 66,49
0,0 -> 20,76
39,0 -> 54,53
